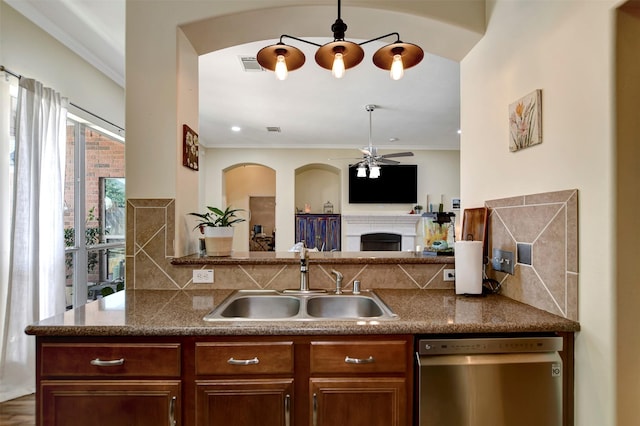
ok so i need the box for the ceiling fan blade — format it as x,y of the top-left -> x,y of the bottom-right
360,148 -> 372,156
378,158 -> 401,165
379,151 -> 414,159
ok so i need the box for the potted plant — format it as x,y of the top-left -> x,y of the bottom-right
189,206 -> 245,256
413,205 -> 424,214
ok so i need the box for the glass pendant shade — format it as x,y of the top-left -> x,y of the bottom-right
369,165 -> 381,179
275,55 -> 288,80
332,53 -> 345,78
390,54 -> 404,80
356,165 -> 367,177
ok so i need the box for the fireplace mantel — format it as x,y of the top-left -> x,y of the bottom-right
342,214 -> 421,251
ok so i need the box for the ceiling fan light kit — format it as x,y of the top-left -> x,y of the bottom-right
256,0 -> 424,80
347,104 -> 415,179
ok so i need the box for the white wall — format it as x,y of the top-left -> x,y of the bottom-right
0,2 -> 124,129
460,1 -> 617,425
202,148 -> 460,251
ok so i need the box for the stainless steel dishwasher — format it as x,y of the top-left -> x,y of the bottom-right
416,336 -> 563,426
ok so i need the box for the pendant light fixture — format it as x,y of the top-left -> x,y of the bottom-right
256,0 -> 424,81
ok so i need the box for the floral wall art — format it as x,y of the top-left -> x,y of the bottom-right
182,124 -> 199,170
509,89 -> 542,152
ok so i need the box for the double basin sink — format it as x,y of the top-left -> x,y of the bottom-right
204,289 -> 398,321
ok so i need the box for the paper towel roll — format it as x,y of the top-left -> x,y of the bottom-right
454,241 -> 483,295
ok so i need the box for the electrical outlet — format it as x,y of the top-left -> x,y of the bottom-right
491,248 -> 515,275
193,269 -> 214,283
443,269 -> 456,281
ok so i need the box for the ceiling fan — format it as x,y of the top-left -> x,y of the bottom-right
359,104 -> 414,164
334,104 -> 414,177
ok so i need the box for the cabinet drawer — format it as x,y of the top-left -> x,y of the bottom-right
40,343 -> 181,377
195,342 -> 293,375
310,340 -> 407,374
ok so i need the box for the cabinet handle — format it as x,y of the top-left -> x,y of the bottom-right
90,358 -> 124,367
169,395 -> 177,426
344,355 -> 375,364
312,393 -> 318,426
227,357 -> 259,365
284,394 -> 291,426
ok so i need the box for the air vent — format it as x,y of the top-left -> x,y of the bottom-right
266,127 -> 281,133
239,56 -> 264,72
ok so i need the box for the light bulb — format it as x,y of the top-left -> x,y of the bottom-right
332,52 -> 346,79
390,54 -> 404,80
356,165 -> 367,177
369,166 -> 380,179
275,54 -> 288,80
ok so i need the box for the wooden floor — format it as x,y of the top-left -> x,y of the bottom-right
0,394 -> 35,426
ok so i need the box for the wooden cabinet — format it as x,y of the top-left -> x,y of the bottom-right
37,339 -> 182,426
195,379 -> 293,426
36,335 -> 412,426
295,214 -> 341,251
309,340 -> 409,426
40,381 -> 180,426
192,341 -> 294,426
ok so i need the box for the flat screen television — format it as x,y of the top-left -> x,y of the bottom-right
348,164 -> 418,204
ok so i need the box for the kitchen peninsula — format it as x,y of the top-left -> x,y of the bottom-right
27,283 -> 578,426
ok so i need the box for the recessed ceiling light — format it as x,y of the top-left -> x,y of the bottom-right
231,126 -> 241,132
389,137 -> 398,142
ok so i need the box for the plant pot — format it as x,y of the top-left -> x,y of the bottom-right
203,227 -> 235,257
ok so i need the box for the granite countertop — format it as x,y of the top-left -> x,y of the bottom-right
25,289 -> 580,337
171,251 -> 455,265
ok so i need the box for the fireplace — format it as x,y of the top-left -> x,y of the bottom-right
361,233 -> 402,251
342,214 -> 421,251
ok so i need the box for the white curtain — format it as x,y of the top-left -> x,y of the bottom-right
0,78 -> 67,402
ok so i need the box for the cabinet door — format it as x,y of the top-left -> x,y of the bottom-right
195,379 -> 293,426
310,378 -> 406,426
294,215 -> 341,251
40,380 -> 180,426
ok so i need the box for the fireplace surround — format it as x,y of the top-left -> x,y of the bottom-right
343,214 -> 421,251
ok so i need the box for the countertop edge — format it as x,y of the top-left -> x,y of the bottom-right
171,252 -> 455,265
25,322 -> 580,337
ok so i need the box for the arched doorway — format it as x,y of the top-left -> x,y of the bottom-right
224,164 -> 276,252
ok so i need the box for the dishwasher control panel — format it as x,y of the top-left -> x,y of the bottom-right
417,336 -> 563,355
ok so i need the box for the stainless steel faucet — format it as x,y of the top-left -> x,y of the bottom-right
299,246 -> 309,292
283,245 -> 326,293
331,270 -> 344,294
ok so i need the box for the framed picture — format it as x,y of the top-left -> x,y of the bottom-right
509,89 -> 542,152
451,198 -> 461,210
182,124 -> 199,170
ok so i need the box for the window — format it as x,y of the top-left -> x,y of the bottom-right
64,116 -> 125,309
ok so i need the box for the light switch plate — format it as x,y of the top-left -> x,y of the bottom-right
492,248 -> 515,275
193,269 -> 214,283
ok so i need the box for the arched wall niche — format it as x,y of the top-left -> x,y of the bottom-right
295,163 -> 341,214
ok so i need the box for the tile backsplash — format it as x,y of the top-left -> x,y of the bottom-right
126,198 -> 454,292
485,189 -> 578,320
126,190 -> 579,321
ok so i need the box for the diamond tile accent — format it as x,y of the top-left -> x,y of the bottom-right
486,189 -> 578,320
